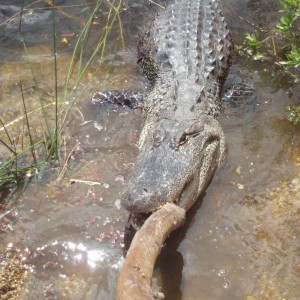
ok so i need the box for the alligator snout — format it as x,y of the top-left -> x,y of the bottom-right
122,186 -> 168,213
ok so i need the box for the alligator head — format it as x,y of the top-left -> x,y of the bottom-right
121,115 -> 224,214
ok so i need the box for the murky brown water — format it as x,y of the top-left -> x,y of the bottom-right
0,0 -> 299,299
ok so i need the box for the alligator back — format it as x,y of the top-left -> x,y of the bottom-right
138,0 -> 232,117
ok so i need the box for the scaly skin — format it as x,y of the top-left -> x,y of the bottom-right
93,0 -> 233,214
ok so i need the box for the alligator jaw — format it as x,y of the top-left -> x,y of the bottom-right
123,134 -> 222,230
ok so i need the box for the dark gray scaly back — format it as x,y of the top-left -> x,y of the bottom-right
138,0 -> 232,119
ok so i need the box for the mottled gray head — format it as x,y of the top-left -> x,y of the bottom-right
121,116 -> 224,213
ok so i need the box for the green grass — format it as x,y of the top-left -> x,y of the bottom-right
0,0 -> 125,191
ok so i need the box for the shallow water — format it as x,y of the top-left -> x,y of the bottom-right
0,0 -> 299,299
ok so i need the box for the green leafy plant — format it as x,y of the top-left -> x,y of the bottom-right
239,0 -> 300,124
285,105 -> 300,124
241,33 -> 267,60
278,45 -> 300,68
244,33 -> 261,50
241,33 -> 266,60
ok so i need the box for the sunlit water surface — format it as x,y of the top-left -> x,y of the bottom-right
0,0 -> 299,299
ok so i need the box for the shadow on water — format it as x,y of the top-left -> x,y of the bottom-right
0,0 -> 300,299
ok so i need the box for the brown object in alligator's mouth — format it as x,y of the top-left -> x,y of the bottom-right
117,203 -> 186,300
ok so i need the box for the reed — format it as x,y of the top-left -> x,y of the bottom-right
0,0 -> 125,190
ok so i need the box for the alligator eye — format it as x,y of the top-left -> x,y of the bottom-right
178,133 -> 187,145
153,129 -> 165,147
170,132 -> 188,150
185,121 -> 205,136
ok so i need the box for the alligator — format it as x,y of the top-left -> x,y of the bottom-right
92,0 -> 233,218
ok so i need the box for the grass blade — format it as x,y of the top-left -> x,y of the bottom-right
19,0 -> 52,141
20,79 -> 37,165
0,119 -> 17,155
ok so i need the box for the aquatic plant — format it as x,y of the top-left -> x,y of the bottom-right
285,105 -> 300,124
238,0 -> 300,124
0,0 -> 125,190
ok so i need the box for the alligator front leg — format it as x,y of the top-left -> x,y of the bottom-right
92,90 -> 144,109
